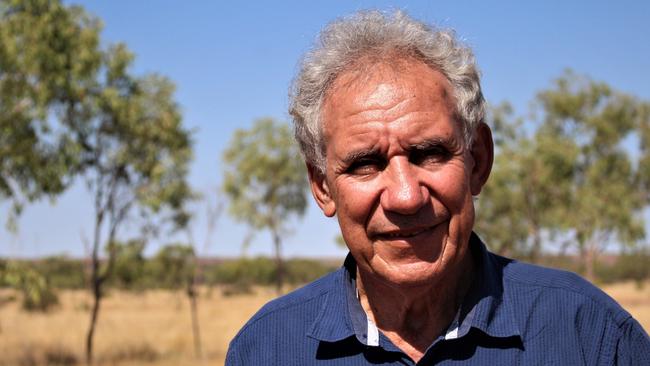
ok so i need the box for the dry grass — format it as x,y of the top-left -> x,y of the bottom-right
0,281 -> 648,366
0,287 -> 274,366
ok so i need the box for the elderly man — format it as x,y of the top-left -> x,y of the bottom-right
226,10 -> 649,365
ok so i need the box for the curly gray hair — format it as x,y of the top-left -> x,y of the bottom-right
289,10 -> 486,174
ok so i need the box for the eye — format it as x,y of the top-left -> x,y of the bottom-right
410,146 -> 452,166
346,157 -> 386,175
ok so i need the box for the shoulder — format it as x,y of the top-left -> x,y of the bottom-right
499,256 -> 632,326
246,268 -> 339,324
494,256 -> 650,364
227,269 -> 340,353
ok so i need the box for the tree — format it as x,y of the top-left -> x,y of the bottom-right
536,71 -> 647,280
637,102 -> 650,204
477,103 -> 575,261
182,189 -> 223,359
0,0 -> 100,229
478,71 -> 648,280
80,44 -> 193,365
0,0 -> 100,337
151,244 -> 195,289
223,118 -> 308,294
150,243 -> 202,358
0,2 -> 192,363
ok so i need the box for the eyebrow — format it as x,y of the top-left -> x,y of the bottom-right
340,136 -> 460,166
341,148 -> 381,166
409,136 -> 458,151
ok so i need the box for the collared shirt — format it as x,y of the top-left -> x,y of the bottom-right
226,233 -> 650,365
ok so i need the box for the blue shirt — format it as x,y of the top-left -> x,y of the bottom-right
226,233 -> 650,365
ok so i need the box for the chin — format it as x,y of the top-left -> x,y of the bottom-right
375,260 -> 446,289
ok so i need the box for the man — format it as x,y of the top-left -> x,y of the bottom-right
226,10 -> 649,365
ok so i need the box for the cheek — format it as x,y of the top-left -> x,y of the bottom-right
426,166 -> 471,211
334,178 -> 382,222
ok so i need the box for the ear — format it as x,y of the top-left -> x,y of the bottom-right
307,164 -> 337,217
469,122 -> 494,196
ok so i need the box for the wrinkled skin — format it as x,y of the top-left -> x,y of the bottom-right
309,59 -> 493,291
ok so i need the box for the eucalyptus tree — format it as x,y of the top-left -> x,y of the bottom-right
479,72 -> 647,280
150,243 -> 203,359
536,71 -> 647,280
477,102 -> 576,261
1,3 -> 193,363
223,118 -> 308,294
80,44 -> 193,365
0,0 -> 100,229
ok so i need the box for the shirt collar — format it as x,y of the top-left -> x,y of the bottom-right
305,254 -> 358,343
458,232 -> 521,339
307,232 -> 521,344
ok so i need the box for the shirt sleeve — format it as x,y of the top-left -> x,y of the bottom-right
614,317 -> 650,366
225,340 -> 242,366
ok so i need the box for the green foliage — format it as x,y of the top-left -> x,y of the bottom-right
149,244 -> 195,290
0,1 -> 197,361
223,118 -> 308,231
477,70 -> 649,280
595,249 -> 650,286
108,239 -> 146,290
3,261 -> 59,311
285,259 -> 335,284
80,38 -> 194,365
477,101 -> 577,259
637,103 -> 650,201
84,44 -> 194,238
208,257 -> 276,287
222,118 -> 309,292
536,71 -> 647,279
206,257 -> 336,287
0,0 -> 101,229
35,255 -> 86,289
1,0 -> 194,230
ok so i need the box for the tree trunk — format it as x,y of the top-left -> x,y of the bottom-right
272,230 -> 283,295
529,224 -> 542,264
85,206 -> 103,366
187,280 -> 202,360
584,242 -> 597,283
86,277 -> 101,366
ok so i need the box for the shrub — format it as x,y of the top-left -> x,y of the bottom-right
207,257 -> 276,286
34,256 -> 86,289
3,262 -> 59,312
206,257 -> 338,287
285,259 -> 336,285
596,249 -> 650,286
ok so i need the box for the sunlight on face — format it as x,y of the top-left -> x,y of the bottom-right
311,59 -> 484,289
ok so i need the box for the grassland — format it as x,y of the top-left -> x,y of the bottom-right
0,282 -> 648,366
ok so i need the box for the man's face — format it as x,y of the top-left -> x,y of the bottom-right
309,59 -> 492,289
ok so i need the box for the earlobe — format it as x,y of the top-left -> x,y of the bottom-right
469,122 -> 494,196
307,164 -> 337,217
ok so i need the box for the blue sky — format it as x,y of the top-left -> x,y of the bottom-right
2,0 -> 649,258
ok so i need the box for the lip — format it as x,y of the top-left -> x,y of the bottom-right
374,222 -> 443,241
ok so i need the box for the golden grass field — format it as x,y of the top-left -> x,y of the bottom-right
0,282 -> 648,366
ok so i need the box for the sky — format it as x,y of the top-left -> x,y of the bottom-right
1,0 -> 649,259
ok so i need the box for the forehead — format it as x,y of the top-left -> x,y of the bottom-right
321,58 -> 457,141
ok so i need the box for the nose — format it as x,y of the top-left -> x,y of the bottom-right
380,158 -> 429,215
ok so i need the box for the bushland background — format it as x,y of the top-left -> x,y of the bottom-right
1,1 -> 649,365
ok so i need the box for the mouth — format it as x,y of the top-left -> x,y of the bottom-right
375,223 -> 441,240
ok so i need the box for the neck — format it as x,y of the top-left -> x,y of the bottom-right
355,250 -> 475,362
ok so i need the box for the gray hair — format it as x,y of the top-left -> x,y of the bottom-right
289,10 -> 486,174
